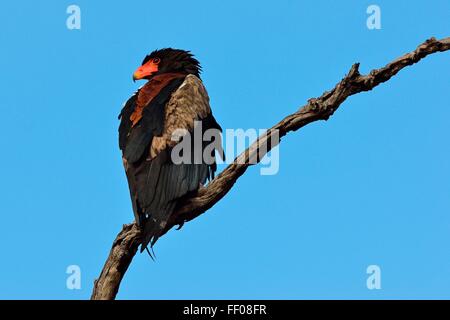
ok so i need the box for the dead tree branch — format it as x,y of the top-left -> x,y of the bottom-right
91,37 -> 450,300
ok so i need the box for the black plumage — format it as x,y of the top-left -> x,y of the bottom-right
119,49 -> 222,252
142,49 -> 201,78
119,77 -> 185,163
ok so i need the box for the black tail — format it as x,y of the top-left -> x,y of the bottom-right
140,217 -> 163,253
145,247 -> 156,261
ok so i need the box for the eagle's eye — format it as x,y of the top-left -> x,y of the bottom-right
152,58 -> 161,64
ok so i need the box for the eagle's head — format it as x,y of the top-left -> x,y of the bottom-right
132,48 -> 201,81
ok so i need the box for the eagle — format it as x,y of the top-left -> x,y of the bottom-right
118,49 -> 223,254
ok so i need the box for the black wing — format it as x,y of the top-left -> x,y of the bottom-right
119,75 -> 222,251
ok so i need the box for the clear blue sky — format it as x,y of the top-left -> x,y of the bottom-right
0,1 -> 449,299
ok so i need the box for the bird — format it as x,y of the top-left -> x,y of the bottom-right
118,48 -> 223,254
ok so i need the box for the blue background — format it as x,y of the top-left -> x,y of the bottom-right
0,1 -> 449,299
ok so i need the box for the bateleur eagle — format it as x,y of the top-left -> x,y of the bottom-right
118,48 -> 223,253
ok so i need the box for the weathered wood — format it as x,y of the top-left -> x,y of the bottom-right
91,224 -> 141,300
91,37 -> 450,300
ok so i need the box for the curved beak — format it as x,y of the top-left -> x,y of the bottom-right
133,61 -> 159,81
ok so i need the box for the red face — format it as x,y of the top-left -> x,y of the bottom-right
133,57 -> 161,81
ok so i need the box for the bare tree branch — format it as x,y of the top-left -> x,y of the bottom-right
91,37 -> 450,300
